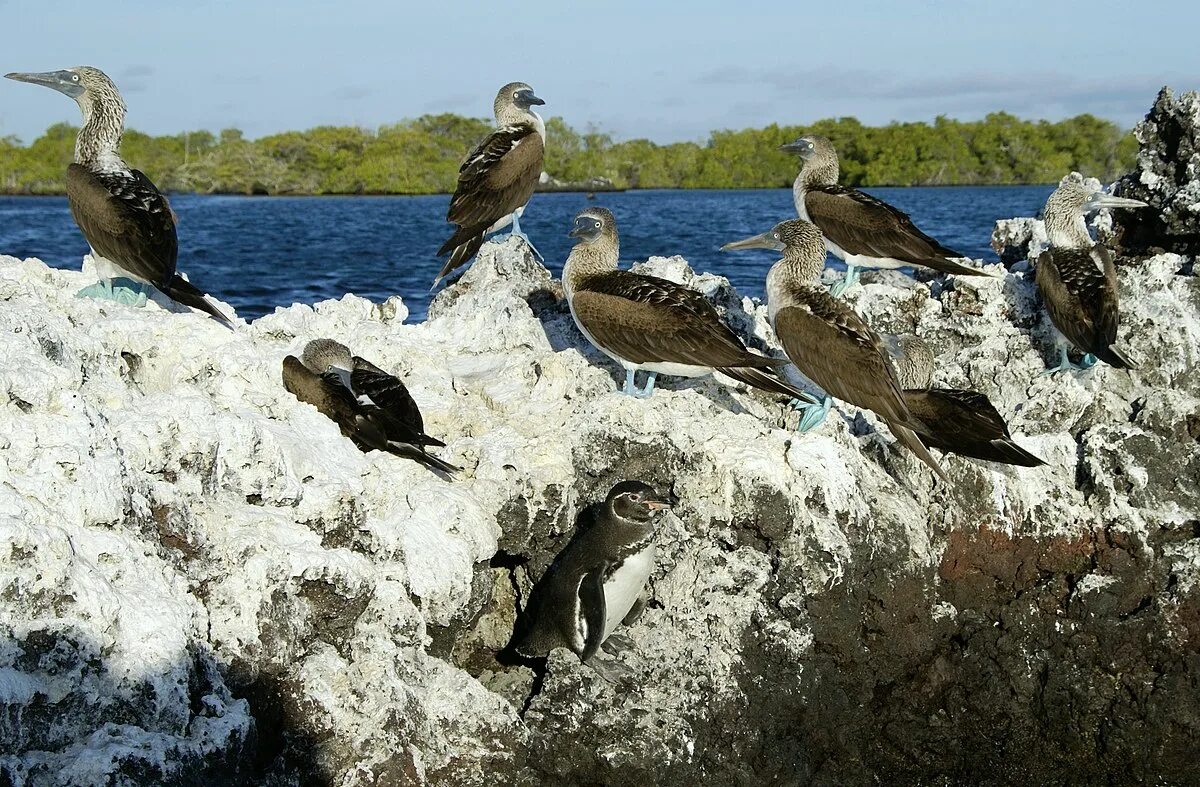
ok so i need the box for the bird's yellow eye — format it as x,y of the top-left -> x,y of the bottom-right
773,233 -> 780,240
630,493 -> 641,502
594,221 -> 600,228
71,74 -> 79,82
513,91 -> 520,99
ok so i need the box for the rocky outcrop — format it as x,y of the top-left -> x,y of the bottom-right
1114,87 -> 1200,254
2,95 -> 1199,786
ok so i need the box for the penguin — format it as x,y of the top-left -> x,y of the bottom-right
506,481 -> 672,663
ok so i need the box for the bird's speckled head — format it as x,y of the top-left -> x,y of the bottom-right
300,339 -> 353,374
6,66 -> 124,111
780,134 -> 835,161
606,480 -> 673,525
568,207 -> 617,246
6,66 -> 126,166
494,81 -> 544,125
1043,172 -> 1148,248
721,218 -> 823,256
773,218 -> 825,251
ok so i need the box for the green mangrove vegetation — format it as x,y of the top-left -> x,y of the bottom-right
0,112 -> 1136,195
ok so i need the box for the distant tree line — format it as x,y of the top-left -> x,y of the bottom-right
0,112 -> 1136,195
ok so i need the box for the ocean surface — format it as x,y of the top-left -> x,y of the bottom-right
0,186 -> 1052,322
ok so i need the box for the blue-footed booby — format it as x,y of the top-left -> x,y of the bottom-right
5,67 -> 233,327
1034,173 -> 1147,373
885,335 -> 1045,467
721,219 -> 948,481
564,208 -> 819,402
434,82 -> 546,286
506,480 -> 671,664
282,339 -> 459,476
773,135 -> 991,297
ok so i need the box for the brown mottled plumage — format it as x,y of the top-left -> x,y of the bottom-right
435,82 -> 546,284
6,66 -> 232,327
564,208 -> 811,400
883,334 -> 1044,467
781,134 -> 989,280
286,340 -> 459,476
724,218 -> 948,481
1034,174 -> 1146,370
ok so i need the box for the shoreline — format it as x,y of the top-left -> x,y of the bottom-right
0,182 -> 1058,199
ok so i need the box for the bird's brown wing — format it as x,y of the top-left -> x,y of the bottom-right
440,125 -> 543,244
1035,246 -> 1109,352
772,289 -> 912,425
282,356 -> 388,451
904,388 -> 1045,467
66,164 -> 177,286
351,356 -> 445,448
572,271 -> 778,369
805,186 -> 980,274
904,388 -> 1012,442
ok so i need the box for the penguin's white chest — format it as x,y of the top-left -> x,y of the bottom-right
599,545 -> 656,641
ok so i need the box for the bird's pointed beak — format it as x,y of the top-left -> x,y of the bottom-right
721,230 -> 785,252
643,490 -> 674,511
1094,194 -> 1149,210
779,140 -> 806,153
517,88 -> 545,107
5,70 -> 82,98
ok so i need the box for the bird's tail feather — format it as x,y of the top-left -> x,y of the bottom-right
886,420 -> 949,483
925,256 -> 997,278
433,232 -> 487,286
981,439 -> 1046,468
161,275 -> 236,329
389,442 -> 461,478
718,365 -> 810,401
1096,344 -> 1136,370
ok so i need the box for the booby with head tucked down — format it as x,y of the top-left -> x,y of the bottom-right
282,339 -> 459,476
435,82 -> 546,286
884,334 -> 1045,468
773,135 -> 991,297
563,207 -> 818,402
5,66 -> 233,327
721,219 -> 947,481
506,480 -> 672,664
1034,173 -> 1147,373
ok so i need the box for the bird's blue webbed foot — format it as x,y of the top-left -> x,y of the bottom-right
621,369 -> 639,396
1042,346 -> 1084,375
507,212 -> 544,262
76,277 -> 150,307
791,394 -> 832,433
620,370 -> 658,398
1078,353 -> 1098,369
634,372 -> 658,398
829,264 -> 859,298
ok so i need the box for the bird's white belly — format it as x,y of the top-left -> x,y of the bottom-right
567,298 -> 713,379
600,545 -> 656,641
91,251 -> 150,284
485,204 -> 525,235
825,239 -> 907,270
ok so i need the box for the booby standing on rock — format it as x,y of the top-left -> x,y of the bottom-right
1034,173 -> 1147,373
506,480 -> 672,664
721,219 -> 947,481
282,339 -> 459,476
884,334 -> 1045,467
564,207 -> 819,402
772,134 -> 991,297
5,67 -> 233,327
435,82 -> 546,286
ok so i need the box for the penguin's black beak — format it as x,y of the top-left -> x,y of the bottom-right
643,489 -> 675,511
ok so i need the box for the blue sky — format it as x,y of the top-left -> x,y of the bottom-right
0,0 -> 1195,144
